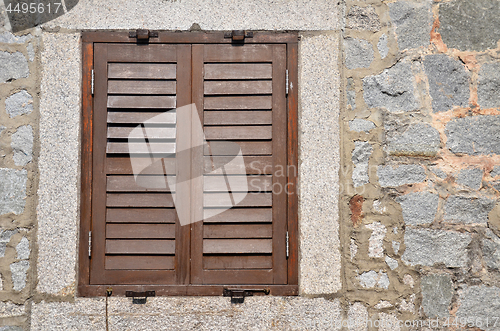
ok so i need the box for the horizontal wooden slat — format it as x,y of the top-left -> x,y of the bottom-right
107,96 -> 176,109
203,256 -> 272,270
108,80 -> 176,95
106,240 -> 175,254
107,142 -> 176,154
204,193 -> 272,207
108,111 -> 176,124
107,175 -> 175,192
108,63 -> 176,79
204,81 -> 272,95
204,111 -> 272,125
106,224 -> 176,239
106,193 -> 174,207
106,208 -> 177,223
107,44 -> 177,62
203,239 -> 272,254
203,208 -> 272,223
204,64 -> 272,80
108,127 -> 176,139
204,175 -> 272,192
204,126 -> 272,140
204,224 -> 273,239
204,156 -> 272,175
202,270 -> 273,284
106,157 -> 176,175
205,141 -> 272,156
204,45 -> 273,62
105,256 -> 175,270
204,96 -> 272,110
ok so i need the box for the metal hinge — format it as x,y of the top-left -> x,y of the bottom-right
286,231 -> 289,258
88,231 -> 92,258
223,288 -> 270,304
126,291 -> 156,304
91,69 -> 94,95
285,69 -> 289,95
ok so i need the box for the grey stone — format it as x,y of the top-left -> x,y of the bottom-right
6,90 -> 33,118
421,274 -> 453,318
388,123 -> 440,156
347,302 -> 368,331
456,286 -> 500,331
349,119 -> 375,133
491,166 -> 500,178
389,0 -> 432,50
0,301 -> 25,318
27,43 -> 35,61
377,34 -> 389,59
0,229 -> 17,257
0,327 -> 24,331
392,241 -> 400,255
10,260 -> 29,291
402,228 -> 471,267
396,192 -> 439,225
347,77 -> 356,109
345,38 -> 374,69
367,222 -> 386,258
11,125 -> 33,166
439,0 -> 500,52
352,141 -> 372,187
0,52 -> 29,83
444,195 -> 495,224
431,167 -> 447,179
363,61 -> 419,112
456,168 -> 483,190
385,256 -> 398,270
0,32 -> 32,44
377,164 -> 426,187
0,169 -> 27,215
0,126 -> 5,136
482,232 -> 500,270
478,62 -> 500,109
16,237 -> 29,260
424,54 -> 470,112
358,270 -> 389,289
6,90 -> 34,118
446,115 -> 500,155
346,5 -> 381,32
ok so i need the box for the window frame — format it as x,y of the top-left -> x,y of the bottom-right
78,31 -> 299,297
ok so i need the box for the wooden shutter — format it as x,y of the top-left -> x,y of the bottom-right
90,44 -> 191,285
190,44 -> 288,284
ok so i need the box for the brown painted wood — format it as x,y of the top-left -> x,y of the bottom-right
107,44 -> 177,62
204,175 -> 272,192
204,96 -> 272,110
106,175 -> 174,192
203,239 -> 272,254
108,111 -> 176,124
106,208 -> 177,223
204,44 -> 273,62
79,41 -> 93,288
107,95 -> 176,109
205,63 -> 272,80
108,63 -> 176,79
106,240 -> 175,254
204,81 -> 272,95
106,142 -> 176,155
204,193 -> 272,208
107,127 -> 176,139
105,256 -> 175,270
106,224 -> 176,239
202,270 -> 273,284
106,157 -> 176,175
204,156 -> 273,175
271,44 -> 288,284
203,256 -> 272,270
108,80 -> 176,95
287,43 -> 299,286
205,141 -> 272,156
106,193 -> 174,207
203,224 -> 273,239
204,111 -> 272,126
203,208 -> 272,223
204,126 -> 272,140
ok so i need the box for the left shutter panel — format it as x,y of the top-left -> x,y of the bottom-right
90,44 -> 191,285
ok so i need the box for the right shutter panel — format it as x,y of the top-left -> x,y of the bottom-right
191,44 -> 288,285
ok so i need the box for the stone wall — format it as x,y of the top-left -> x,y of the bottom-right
0,0 -> 499,330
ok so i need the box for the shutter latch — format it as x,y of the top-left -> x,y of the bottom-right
129,29 -> 159,41
224,30 -> 254,42
88,231 -> 92,258
126,291 -> 156,304
285,69 -> 289,95
223,288 -> 270,304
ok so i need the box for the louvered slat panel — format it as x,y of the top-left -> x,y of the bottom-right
108,80 -> 176,95
106,208 -> 177,223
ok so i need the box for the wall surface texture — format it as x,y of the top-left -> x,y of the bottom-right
0,0 -> 499,330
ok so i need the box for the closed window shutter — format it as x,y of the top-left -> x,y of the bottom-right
90,44 -> 191,285
190,44 -> 288,284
